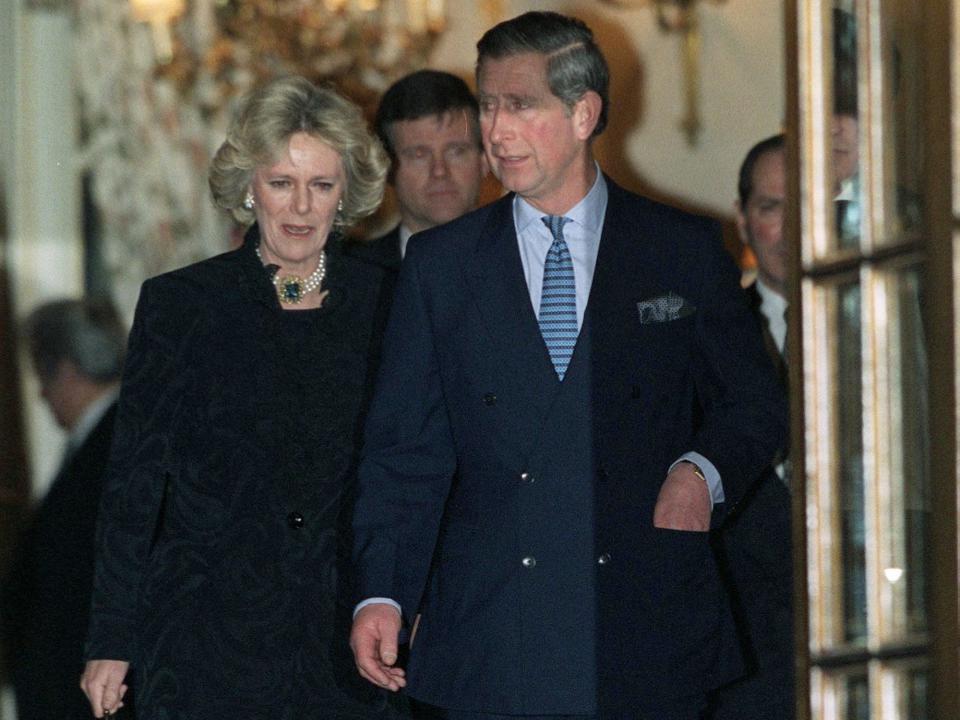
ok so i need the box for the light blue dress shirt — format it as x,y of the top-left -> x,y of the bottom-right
513,169 -> 607,331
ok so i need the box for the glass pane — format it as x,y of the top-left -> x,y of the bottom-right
832,2 -> 861,249
906,667 -> 929,719
880,662 -> 930,720
879,267 -> 930,638
883,0 -> 924,241
845,671 -> 871,720
836,281 -> 867,643
813,667 -> 872,720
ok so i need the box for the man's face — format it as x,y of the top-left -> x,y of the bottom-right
831,113 -> 859,187
737,148 -> 788,296
390,110 -> 487,233
478,52 -> 596,214
38,360 -> 83,431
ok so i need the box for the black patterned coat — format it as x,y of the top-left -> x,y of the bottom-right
85,229 -> 401,720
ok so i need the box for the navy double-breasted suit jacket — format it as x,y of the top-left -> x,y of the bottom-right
352,178 -> 787,717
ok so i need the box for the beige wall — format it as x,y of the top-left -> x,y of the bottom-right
430,0 -> 786,217
3,7 -> 82,505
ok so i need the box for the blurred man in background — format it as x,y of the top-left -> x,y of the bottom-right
2,297 -> 130,720
706,134 -> 794,720
355,69 -> 488,268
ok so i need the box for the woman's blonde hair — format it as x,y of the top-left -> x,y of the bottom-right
209,75 -> 388,229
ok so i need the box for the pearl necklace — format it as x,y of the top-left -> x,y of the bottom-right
256,245 -> 327,305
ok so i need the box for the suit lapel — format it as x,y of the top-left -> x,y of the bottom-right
586,181 -> 667,455
461,196 -> 563,458
747,282 -> 788,388
381,226 -> 403,269
463,195 -> 558,384
50,403 -> 118,496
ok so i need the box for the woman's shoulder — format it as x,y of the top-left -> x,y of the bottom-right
141,246 -> 247,302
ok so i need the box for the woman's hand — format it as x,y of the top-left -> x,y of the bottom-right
80,659 -> 130,718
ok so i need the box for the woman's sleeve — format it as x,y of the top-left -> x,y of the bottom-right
84,277 -> 194,661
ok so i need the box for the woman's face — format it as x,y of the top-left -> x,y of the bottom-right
250,132 -> 345,274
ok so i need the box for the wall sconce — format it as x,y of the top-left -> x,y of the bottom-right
605,0 -> 726,146
129,0 -> 186,63
654,0 -> 726,146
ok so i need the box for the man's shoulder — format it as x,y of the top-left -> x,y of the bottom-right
344,227 -> 402,269
144,245 -> 244,296
743,279 -> 763,310
596,180 -> 723,272
409,197 -> 509,256
606,177 -> 719,235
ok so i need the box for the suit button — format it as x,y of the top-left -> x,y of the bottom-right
520,471 -> 535,484
483,393 -> 497,406
597,553 -> 611,565
521,556 -> 537,568
287,511 -> 304,529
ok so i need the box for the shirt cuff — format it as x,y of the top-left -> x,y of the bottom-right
670,452 -> 724,507
353,597 -> 402,619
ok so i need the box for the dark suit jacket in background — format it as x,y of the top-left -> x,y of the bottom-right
2,404 -> 131,720
346,225 -> 403,271
707,280 -> 794,720
353,178 -> 788,717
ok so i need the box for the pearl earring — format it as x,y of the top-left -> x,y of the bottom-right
243,191 -> 255,210
337,198 -> 343,213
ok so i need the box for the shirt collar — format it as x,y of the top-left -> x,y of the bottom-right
756,277 -> 788,319
835,174 -> 858,202
398,224 -> 414,259
513,164 -> 608,237
68,386 -> 119,451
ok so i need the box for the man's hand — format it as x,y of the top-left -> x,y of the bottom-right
653,462 -> 711,531
80,659 -> 130,718
350,603 -> 407,691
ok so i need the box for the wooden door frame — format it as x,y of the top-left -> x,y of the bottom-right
921,1 -> 959,717
784,1 -> 958,717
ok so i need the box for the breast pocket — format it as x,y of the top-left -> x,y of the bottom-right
634,313 -> 696,365
626,315 -> 697,408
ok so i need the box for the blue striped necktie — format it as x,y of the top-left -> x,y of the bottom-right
539,215 -> 577,380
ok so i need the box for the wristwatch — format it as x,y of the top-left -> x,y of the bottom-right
681,460 -> 707,484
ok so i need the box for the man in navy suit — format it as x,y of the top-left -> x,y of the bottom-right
3,298 -> 130,720
350,12 -> 787,719
353,70 -> 488,269
704,133 -> 794,720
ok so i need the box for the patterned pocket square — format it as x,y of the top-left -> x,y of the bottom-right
636,292 -> 696,324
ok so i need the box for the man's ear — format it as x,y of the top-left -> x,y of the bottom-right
56,358 -> 84,386
734,199 -> 750,246
573,91 -> 602,140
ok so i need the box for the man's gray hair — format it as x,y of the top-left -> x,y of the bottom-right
24,298 -> 127,382
476,11 -> 610,137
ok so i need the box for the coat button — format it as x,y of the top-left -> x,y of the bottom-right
597,553 -> 611,565
287,511 -> 304,529
483,393 -> 497,406
521,556 -> 537,568
520,471 -> 535,484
